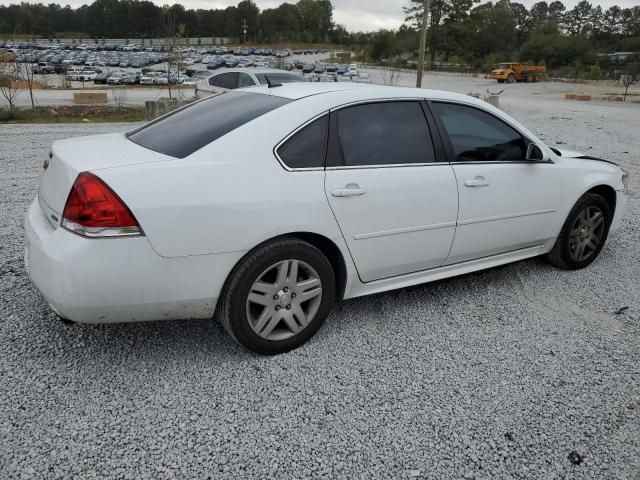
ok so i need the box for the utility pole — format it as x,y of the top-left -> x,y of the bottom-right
241,19 -> 248,44
416,0 -> 431,88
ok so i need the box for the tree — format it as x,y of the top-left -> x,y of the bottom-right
21,62 -> 36,110
0,56 -> 20,112
160,6 -> 182,100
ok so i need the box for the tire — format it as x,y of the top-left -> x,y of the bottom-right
219,238 -> 336,355
507,73 -> 516,83
546,193 -> 612,270
497,79 -> 505,83
526,74 -> 533,82
534,74 -> 540,82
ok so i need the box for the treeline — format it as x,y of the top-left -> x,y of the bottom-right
0,0 -> 338,43
367,0 -> 640,70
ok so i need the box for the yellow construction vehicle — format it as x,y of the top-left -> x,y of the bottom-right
488,63 -> 545,83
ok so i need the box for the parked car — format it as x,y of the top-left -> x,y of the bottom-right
93,72 -> 110,84
76,70 -> 98,82
313,65 -> 326,74
107,71 -> 134,85
346,65 -> 358,77
318,73 -> 336,82
140,72 -> 163,85
32,62 -> 56,74
25,84 -> 628,355
225,57 -> 239,68
196,68 -> 304,95
301,64 -> 314,73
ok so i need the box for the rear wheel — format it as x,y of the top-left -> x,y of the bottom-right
219,238 -> 335,355
546,193 -> 611,270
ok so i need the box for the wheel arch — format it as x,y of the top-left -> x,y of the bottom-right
585,184 -> 616,216
216,232 -> 349,315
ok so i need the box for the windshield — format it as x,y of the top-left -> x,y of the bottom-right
127,92 -> 291,158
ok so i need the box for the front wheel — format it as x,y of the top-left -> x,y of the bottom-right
507,73 -> 516,83
219,238 -> 335,355
546,193 -> 611,270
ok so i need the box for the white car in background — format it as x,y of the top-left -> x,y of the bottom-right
196,68 -> 305,96
25,83 -> 628,355
346,64 -> 358,77
139,72 -> 161,85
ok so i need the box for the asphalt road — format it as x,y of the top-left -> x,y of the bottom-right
1,90 -> 639,479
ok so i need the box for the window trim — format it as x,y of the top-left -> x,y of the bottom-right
426,99 -> 553,164
273,112 -> 330,172
326,98 -> 445,170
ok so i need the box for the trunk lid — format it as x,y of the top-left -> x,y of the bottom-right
38,132 -> 170,221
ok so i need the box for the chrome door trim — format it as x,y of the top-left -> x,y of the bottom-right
458,209 -> 557,226
353,221 -> 457,240
326,162 -> 442,171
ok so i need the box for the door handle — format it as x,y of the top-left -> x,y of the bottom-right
331,183 -> 367,197
464,176 -> 490,188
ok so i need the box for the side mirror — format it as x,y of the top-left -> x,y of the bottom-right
526,143 -> 544,161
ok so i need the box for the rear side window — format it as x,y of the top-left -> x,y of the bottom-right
330,101 -> 435,167
432,102 -> 527,161
128,92 -> 291,158
276,115 -> 328,169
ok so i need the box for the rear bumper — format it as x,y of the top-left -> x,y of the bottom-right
24,198 -> 244,324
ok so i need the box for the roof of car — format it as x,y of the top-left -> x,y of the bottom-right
212,68 -> 301,75
239,82 -> 477,105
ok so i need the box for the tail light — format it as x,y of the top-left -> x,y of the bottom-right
61,172 -> 142,238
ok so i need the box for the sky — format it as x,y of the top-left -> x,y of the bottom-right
0,0 -> 637,32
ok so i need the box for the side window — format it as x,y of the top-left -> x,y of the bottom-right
332,102 -> 435,167
237,72 -> 256,88
432,102 -> 527,162
277,115 -> 328,169
209,72 -> 238,89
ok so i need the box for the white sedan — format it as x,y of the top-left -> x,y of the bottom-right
195,68 -> 304,96
25,83 -> 628,354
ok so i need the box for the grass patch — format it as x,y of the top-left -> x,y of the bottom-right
0,106 -> 146,124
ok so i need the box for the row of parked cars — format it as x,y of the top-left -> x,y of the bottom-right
299,63 -> 360,77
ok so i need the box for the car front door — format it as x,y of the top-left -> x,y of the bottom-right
324,101 -> 458,283
430,101 -> 561,265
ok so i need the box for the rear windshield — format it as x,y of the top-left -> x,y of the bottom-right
127,92 -> 291,158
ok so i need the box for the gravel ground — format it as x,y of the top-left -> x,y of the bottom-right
1,94 -> 639,479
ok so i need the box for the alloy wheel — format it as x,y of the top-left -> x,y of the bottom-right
569,206 -> 605,262
245,259 -> 323,341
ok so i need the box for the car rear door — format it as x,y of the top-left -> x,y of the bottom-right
324,100 -> 458,283
429,101 -> 561,264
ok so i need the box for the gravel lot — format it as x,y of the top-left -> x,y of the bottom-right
1,91 -> 639,479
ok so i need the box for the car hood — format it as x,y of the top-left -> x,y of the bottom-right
550,147 -> 619,166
